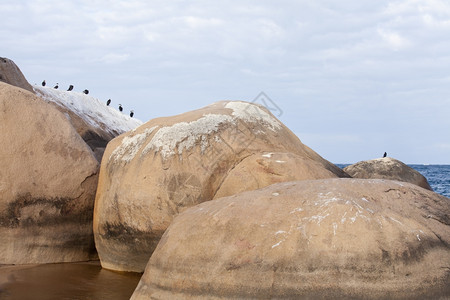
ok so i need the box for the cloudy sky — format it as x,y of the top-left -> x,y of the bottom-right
2,0 -> 450,164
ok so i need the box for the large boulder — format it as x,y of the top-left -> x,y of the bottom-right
344,157 -> 432,191
94,101 -> 349,272
0,82 -> 99,263
34,86 -> 142,162
132,179 -> 450,299
0,57 -> 34,93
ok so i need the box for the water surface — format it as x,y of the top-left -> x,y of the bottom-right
0,261 -> 141,300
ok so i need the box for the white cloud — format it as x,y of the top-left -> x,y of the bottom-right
98,53 -> 130,64
377,28 -> 411,50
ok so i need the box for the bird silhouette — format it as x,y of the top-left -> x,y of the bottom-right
130,110 -> 134,117
42,80 -> 46,86
54,83 -> 59,89
119,104 -> 123,112
383,152 -> 387,158
67,85 -> 74,91
106,99 -> 111,106
83,89 -> 89,94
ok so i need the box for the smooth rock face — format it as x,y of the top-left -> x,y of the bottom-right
132,179 -> 450,300
0,57 -> 34,93
0,82 -> 99,263
344,157 -> 432,191
94,101 -> 348,272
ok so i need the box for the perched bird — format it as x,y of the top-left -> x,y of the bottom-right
83,89 -> 89,94
383,152 -> 387,158
106,99 -> 111,106
42,80 -> 46,86
130,110 -> 134,118
67,85 -> 74,91
54,83 -> 59,89
119,104 -> 123,112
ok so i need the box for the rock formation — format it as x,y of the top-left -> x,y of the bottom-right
0,82 -> 99,263
94,101 -> 349,272
0,57 -> 34,93
34,86 -> 142,162
131,179 -> 450,299
344,157 -> 432,190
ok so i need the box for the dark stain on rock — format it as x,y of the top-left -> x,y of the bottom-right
0,193 -> 93,228
82,130 -> 109,150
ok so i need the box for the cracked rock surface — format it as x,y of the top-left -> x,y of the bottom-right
93,100 -> 348,272
132,178 -> 450,300
0,82 -> 99,263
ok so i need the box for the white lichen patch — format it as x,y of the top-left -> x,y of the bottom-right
110,126 -> 158,163
224,102 -> 282,131
142,113 -> 233,159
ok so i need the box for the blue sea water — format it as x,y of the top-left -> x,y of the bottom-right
337,164 -> 450,198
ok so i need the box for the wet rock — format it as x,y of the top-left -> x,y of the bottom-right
94,101 -> 348,272
0,82 -> 99,263
132,179 -> 450,299
344,157 -> 432,190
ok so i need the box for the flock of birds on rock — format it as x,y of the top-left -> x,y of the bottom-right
42,80 -> 135,118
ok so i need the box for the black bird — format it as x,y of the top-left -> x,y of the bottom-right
130,110 -> 134,118
42,80 -> 46,86
83,89 -> 89,94
119,104 -> 123,112
106,99 -> 111,106
67,85 -> 74,91
383,152 -> 387,158
54,83 -> 59,89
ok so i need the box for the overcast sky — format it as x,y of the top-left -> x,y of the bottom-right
2,0 -> 450,164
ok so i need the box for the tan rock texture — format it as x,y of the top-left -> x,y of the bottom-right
94,101 -> 349,272
0,82 -> 99,263
0,57 -> 34,93
132,179 -> 450,300
344,157 -> 432,191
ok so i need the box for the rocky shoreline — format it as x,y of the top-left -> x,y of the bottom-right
1,57 -> 449,299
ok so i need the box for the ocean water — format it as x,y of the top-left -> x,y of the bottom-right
408,164 -> 450,198
337,164 -> 450,198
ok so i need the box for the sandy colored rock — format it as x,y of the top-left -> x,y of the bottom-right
94,101 -> 348,272
344,157 -> 432,190
132,179 -> 450,299
0,82 -> 99,264
0,57 -> 33,93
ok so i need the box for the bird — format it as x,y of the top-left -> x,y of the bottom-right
383,152 -> 387,158
67,85 -> 74,91
106,99 -> 111,106
83,89 -> 89,94
130,110 -> 134,118
42,80 -> 46,86
119,104 -> 123,112
54,83 -> 59,89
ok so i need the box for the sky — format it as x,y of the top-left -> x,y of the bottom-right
2,0 -> 450,164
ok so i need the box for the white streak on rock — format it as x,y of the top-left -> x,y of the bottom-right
142,114 -> 233,159
110,126 -> 158,163
290,207 -> 303,214
272,241 -> 283,248
224,102 -> 282,131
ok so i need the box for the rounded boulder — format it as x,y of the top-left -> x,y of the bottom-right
94,101 -> 348,272
0,82 -> 99,263
132,179 -> 450,299
344,157 -> 432,190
